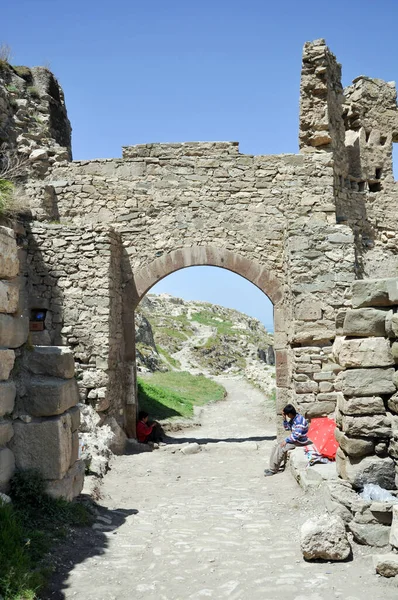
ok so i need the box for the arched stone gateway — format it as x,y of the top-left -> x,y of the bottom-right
132,246 -> 283,305
2,39 -> 398,499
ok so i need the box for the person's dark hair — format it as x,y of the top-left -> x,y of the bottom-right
138,410 -> 148,420
283,404 -> 297,417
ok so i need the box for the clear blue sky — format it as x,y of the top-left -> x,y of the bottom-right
3,0 -> 398,330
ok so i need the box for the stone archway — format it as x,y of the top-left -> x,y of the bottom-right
124,245 -> 288,436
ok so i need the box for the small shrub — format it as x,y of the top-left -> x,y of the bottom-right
0,43 -> 11,68
27,86 -> 40,99
0,179 -> 14,214
12,65 -> 32,81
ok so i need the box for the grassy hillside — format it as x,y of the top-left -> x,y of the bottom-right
138,371 -> 226,420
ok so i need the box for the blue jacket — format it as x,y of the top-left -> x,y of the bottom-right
284,414 -> 309,444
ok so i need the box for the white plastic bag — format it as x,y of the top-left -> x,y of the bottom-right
360,483 -> 398,503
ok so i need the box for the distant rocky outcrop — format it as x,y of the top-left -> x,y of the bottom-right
135,293 -> 275,390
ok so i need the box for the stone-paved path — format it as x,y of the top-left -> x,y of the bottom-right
52,378 -> 398,600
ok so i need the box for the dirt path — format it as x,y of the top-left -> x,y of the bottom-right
46,378 -> 398,600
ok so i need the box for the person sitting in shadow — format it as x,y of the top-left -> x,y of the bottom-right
136,410 -> 164,446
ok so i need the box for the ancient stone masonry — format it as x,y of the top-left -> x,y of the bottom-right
0,39 -> 397,455
0,222 -> 83,500
320,277 -> 398,547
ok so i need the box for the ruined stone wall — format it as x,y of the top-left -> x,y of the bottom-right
332,278 -> 398,491
1,38 -> 398,450
0,223 -> 82,499
23,223 -> 129,430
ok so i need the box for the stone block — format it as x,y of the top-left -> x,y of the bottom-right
0,314 -> 29,348
341,415 -> 391,438
295,380 -> 318,394
70,431 -> 79,466
10,414 -> 72,479
351,278 -> 398,308
388,392 -> 398,414
23,377 -> 80,417
0,420 -> 13,446
335,338 -> 393,368
348,521 -> 390,547
68,405 -> 80,432
343,308 -> 387,337
46,460 -> 84,501
300,514 -> 351,560
336,448 -> 396,490
0,447 -> 15,492
0,350 -> 15,381
373,553 -> 398,577
390,505 -> 398,549
385,311 -> 398,339
335,428 -> 374,457
334,368 -> 395,397
303,401 -> 336,418
0,227 -> 19,279
337,395 -> 385,416
322,479 -> 360,512
0,280 -> 19,314
24,346 -> 75,379
0,381 -> 16,416
392,342 -> 398,362
313,371 -> 335,382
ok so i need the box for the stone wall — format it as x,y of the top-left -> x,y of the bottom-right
332,277 -> 398,490
0,222 -> 82,499
1,39 -> 398,449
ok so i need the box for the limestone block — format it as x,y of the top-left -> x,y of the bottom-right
322,479 -> 360,511
389,438 -> 398,459
388,392 -> 398,414
351,278 -> 398,308
0,381 -> 16,416
105,416 -> 127,455
390,505 -> 398,548
24,346 -> 75,379
0,350 -> 15,381
23,377 -> 79,417
336,448 -> 395,490
336,338 -> 393,368
335,428 -> 374,457
303,401 -> 336,419
295,380 -> 318,394
300,514 -> 351,560
334,368 -> 395,397
0,227 -> 19,279
343,308 -> 387,337
0,280 -> 19,314
0,314 -> 29,348
391,342 -> 398,362
0,447 -> 15,492
373,553 -> 398,577
385,311 -> 398,339
68,405 -> 80,432
46,460 -> 84,501
341,415 -> 391,438
0,421 -> 13,446
11,414 -> 72,479
348,521 -> 390,547
70,431 -> 79,466
337,395 -> 386,416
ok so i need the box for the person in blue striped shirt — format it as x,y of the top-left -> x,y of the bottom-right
264,404 -> 310,476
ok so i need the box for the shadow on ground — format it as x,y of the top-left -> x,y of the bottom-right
163,434 -> 277,445
42,497 -> 138,599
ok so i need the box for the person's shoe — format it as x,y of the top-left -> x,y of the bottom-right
264,469 -> 276,477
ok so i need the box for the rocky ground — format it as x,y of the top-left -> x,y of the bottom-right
44,377 -> 398,600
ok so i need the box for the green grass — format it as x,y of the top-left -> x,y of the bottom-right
0,179 -> 14,215
157,346 -> 181,369
191,310 -> 236,335
0,470 -> 93,600
138,371 -> 226,420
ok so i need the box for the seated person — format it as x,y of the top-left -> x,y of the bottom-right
136,410 -> 163,444
264,404 -> 310,476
